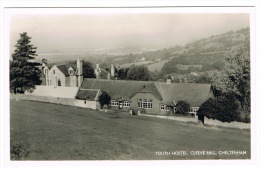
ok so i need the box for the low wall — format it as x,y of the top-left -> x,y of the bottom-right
204,117 -> 250,130
20,95 -> 97,110
74,100 -> 97,109
139,114 -> 250,130
140,114 -> 198,123
25,85 -> 79,99
22,95 -> 75,106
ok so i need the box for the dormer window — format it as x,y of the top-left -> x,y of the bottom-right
68,67 -> 74,75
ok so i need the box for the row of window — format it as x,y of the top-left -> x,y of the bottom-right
138,99 -> 153,109
111,100 -> 131,107
110,100 -> 200,112
160,104 -> 199,113
160,104 -> 170,111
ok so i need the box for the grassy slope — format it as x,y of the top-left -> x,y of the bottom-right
10,100 -> 250,160
147,60 -> 170,72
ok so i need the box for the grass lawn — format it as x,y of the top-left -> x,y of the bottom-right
10,100 -> 250,160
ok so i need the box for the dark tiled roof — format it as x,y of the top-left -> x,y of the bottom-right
56,65 -> 69,77
155,82 -> 212,106
80,78 -> 213,106
76,89 -> 99,100
81,78 -> 154,100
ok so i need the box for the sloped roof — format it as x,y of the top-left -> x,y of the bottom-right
56,65 -> 69,77
129,83 -> 162,100
76,89 -> 99,101
81,78 -> 154,100
155,82 -> 212,106
80,78 -> 213,106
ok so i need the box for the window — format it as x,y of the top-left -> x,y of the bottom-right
138,99 -> 153,109
123,101 -> 130,107
69,70 -> 74,75
84,101 -> 87,104
173,107 -> 177,113
111,100 -> 118,106
160,104 -> 170,111
58,79 -> 61,86
160,104 -> 166,110
190,107 -> 199,113
53,70 -> 55,74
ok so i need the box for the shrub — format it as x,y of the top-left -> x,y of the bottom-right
98,91 -> 111,109
175,100 -> 191,115
236,109 -> 251,123
137,108 -> 146,114
197,92 -> 240,123
10,143 -> 29,160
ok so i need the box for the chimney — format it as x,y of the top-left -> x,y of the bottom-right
77,58 -> 83,87
179,77 -> 182,83
107,72 -> 111,80
96,64 -> 99,69
166,79 -> 171,84
111,64 -> 115,77
184,77 -> 187,83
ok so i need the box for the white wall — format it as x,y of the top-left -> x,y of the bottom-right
49,65 -> 66,87
74,100 -> 97,110
204,117 -> 250,129
25,85 -> 78,98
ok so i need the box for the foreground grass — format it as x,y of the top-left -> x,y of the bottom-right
10,100 -> 250,160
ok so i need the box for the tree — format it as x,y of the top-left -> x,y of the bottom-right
118,68 -> 129,80
224,39 -> 250,117
200,39 -> 250,122
195,73 -> 212,84
98,91 -> 111,109
175,100 -> 190,115
82,61 -> 95,78
127,65 -> 150,81
197,92 -> 240,123
10,32 -> 42,93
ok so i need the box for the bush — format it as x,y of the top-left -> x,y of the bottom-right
175,100 -> 190,115
98,91 -> 111,109
10,143 -> 29,160
197,92 -> 240,122
236,110 -> 250,123
137,108 -> 146,114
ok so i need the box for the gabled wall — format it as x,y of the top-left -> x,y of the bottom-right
48,65 -> 66,87
130,92 -> 161,115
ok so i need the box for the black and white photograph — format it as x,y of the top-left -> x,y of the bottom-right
0,1 -> 259,169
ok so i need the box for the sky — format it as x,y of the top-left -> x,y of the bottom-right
8,13 -> 249,54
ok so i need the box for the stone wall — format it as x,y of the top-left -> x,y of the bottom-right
25,85 -> 78,99
20,95 -> 98,110
204,117 -> 250,130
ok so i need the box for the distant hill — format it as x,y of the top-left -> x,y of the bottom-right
161,27 -> 249,74
37,27 -> 250,75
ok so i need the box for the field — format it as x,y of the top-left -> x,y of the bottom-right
10,100 -> 250,160
147,60 -> 170,72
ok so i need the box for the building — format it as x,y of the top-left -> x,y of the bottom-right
80,78 -> 214,115
42,58 -> 83,87
28,58 -> 214,115
94,64 -> 116,80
